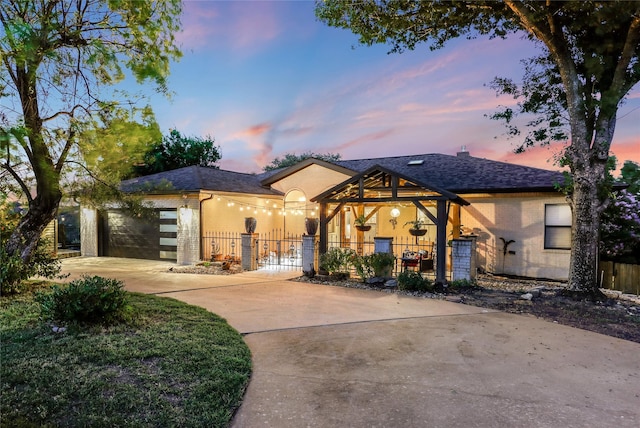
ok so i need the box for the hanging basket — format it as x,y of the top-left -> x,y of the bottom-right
355,225 -> 372,232
409,229 -> 427,237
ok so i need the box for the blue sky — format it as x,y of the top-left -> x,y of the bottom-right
142,0 -> 639,174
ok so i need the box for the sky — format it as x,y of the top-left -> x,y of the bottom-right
141,0 -> 639,174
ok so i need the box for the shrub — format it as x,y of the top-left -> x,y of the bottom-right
397,271 -> 433,292
320,247 -> 356,276
0,239 -> 63,295
353,252 -> 396,281
36,275 -> 130,324
448,278 -> 477,290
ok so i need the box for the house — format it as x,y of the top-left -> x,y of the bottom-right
81,151 -> 571,280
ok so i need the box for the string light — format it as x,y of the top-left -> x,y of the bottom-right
205,194 -> 320,216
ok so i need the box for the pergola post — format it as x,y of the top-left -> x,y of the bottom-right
319,202 -> 328,256
436,199 -> 448,284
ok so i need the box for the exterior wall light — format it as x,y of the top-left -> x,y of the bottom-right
390,207 -> 401,229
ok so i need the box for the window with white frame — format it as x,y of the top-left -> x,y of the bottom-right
544,204 -> 572,249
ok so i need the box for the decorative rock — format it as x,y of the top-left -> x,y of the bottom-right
384,279 -> 398,288
529,288 -> 543,298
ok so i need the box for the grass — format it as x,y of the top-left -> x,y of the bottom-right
1,281 -> 252,428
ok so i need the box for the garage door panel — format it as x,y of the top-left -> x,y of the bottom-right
101,209 -> 177,261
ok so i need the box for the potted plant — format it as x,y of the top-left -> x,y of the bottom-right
354,214 -> 371,231
368,252 -> 396,278
404,220 -> 428,236
305,217 -> 319,236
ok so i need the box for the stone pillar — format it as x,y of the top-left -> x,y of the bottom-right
452,238 -> 477,281
374,237 -> 394,255
80,207 -> 99,257
241,233 -> 258,271
302,235 -> 317,274
177,206 -> 200,265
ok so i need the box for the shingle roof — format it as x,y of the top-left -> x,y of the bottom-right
122,154 -> 567,197
333,153 -> 567,193
120,166 -> 282,196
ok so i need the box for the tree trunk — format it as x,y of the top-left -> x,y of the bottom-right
567,171 -> 601,293
5,190 -> 62,264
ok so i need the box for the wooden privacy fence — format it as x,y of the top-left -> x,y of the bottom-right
599,261 -> 640,295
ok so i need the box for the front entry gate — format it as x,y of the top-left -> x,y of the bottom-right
202,229 -> 303,271
256,229 -> 303,271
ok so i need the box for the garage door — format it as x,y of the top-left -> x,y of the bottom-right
100,209 -> 177,261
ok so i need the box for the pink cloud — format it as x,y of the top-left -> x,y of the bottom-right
177,1 -> 281,53
334,129 -> 396,153
235,123 -> 271,138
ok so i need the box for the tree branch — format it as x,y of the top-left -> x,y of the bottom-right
610,11 -> 640,96
1,162 -> 33,203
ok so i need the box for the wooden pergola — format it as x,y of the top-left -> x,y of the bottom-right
311,165 -> 469,284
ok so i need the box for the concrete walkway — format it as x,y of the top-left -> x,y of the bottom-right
60,257 -> 640,428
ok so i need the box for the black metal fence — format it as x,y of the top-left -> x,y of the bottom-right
257,229 -> 303,270
202,231 -> 241,262
325,235 -> 437,277
202,231 -> 442,277
202,230 -> 304,270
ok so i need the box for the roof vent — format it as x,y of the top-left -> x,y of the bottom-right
407,159 -> 424,166
457,146 -> 470,157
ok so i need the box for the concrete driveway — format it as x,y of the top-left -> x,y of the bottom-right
61,257 -> 640,428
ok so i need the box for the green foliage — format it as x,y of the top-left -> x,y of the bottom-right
0,0 -> 182,264
600,160 -> 640,264
263,151 -> 342,171
133,129 -> 222,176
320,247 -> 356,276
448,278 -> 477,290
404,220 -> 427,230
36,276 -> 129,324
620,161 -> 640,195
354,214 -> 368,227
353,252 -> 396,281
397,271 -> 433,293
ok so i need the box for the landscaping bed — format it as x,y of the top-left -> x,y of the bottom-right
295,274 -> 640,344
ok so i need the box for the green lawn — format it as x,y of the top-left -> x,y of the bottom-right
1,282 -> 252,428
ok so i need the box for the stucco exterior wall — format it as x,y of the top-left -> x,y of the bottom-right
269,164 -> 352,199
460,193 -> 570,280
200,193 -> 284,235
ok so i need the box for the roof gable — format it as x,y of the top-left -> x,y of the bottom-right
311,164 -> 469,205
259,158 -> 357,186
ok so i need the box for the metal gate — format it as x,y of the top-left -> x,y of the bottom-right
257,229 -> 303,271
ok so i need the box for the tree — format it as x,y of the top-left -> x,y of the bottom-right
600,161 -> 640,264
316,1 -> 640,294
133,129 -> 221,176
263,152 -> 342,172
0,0 -> 182,264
